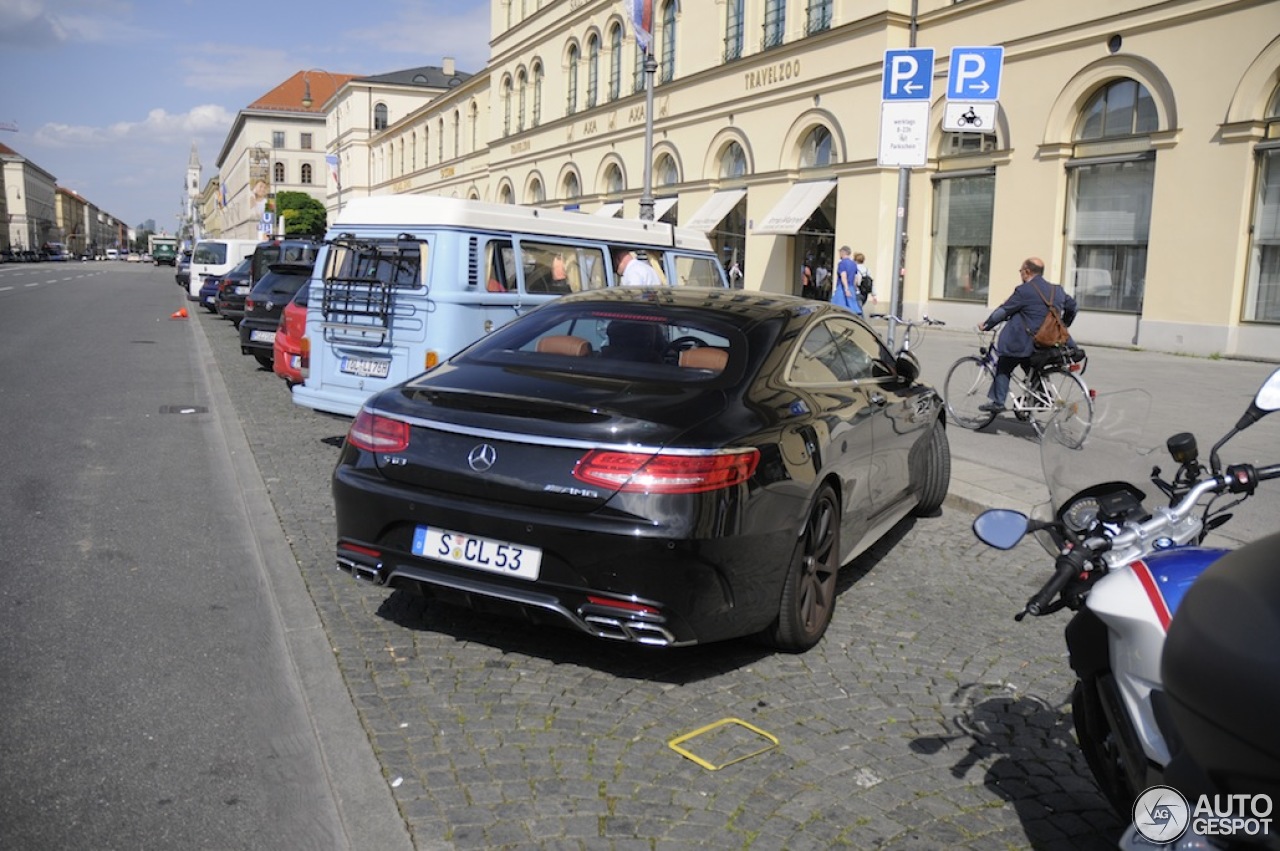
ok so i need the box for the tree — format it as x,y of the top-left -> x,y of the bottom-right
276,192 -> 328,238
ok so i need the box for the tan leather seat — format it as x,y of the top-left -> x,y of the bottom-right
678,347 -> 728,372
536,335 -> 592,357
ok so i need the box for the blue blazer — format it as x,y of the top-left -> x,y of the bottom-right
982,275 -> 1078,358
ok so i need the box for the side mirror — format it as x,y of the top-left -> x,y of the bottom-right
1234,367 -> 1280,431
973,509 -> 1030,550
895,350 -> 921,384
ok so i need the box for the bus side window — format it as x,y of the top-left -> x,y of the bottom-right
485,240 -> 513,292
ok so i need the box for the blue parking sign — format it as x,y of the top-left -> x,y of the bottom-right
882,48 -> 935,101
947,46 -> 1004,101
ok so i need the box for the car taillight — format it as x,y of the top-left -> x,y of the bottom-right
245,297 -> 255,310
572,448 -> 759,494
348,409 -> 410,453
300,336 -> 310,378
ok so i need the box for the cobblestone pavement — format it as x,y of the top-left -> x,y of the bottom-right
196,308 -> 1124,850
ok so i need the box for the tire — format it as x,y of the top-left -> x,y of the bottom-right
944,356 -> 997,430
1034,370 -> 1093,449
763,484 -> 841,652
1072,679 -> 1138,815
911,420 -> 951,516
254,353 -> 274,369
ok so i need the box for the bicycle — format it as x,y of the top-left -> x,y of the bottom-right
943,330 -> 1094,447
868,312 -> 946,355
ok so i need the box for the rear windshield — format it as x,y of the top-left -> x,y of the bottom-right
193,242 -> 227,264
458,305 -> 746,385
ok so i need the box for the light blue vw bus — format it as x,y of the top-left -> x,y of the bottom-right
293,195 -> 726,417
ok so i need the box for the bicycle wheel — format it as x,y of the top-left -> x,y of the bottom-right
944,356 -> 997,430
1033,369 -> 1093,448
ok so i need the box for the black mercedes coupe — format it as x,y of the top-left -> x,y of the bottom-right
332,287 -> 950,650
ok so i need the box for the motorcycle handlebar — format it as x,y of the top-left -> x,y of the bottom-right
1022,548 -> 1089,619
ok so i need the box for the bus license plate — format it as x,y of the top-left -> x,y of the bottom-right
411,526 -> 541,581
340,356 -> 390,378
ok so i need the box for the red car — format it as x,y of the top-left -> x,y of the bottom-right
272,280 -> 310,385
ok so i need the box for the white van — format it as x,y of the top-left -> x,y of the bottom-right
294,195 -> 726,417
187,238 -> 262,300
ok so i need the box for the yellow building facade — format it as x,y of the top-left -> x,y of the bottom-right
331,0 -> 1280,359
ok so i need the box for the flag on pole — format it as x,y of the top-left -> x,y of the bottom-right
325,154 -> 341,190
626,0 -> 654,52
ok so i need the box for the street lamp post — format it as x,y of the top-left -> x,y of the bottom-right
301,69 -> 343,216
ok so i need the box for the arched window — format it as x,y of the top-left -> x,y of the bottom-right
587,35 -> 600,108
411,133 -> 417,170
502,78 -> 512,136
567,44 -> 579,115
453,110 -> 460,156
655,154 -> 678,187
374,103 -> 389,131
273,161 -> 285,183
563,172 -> 580,199
603,163 -> 624,196
724,0 -> 744,62
532,62 -> 544,127
424,124 -> 431,165
499,183 -> 514,205
470,101 -> 479,149
301,163 -> 313,185
516,69 -> 527,132
658,2 -> 676,83
763,0 -> 785,49
634,41 -> 645,94
800,125 -> 832,168
1245,88 -> 1280,322
719,141 -> 747,178
1065,78 -> 1158,313
609,25 -> 622,100
528,177 -> 545,205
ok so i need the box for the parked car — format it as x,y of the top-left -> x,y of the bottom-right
273,279 -> 311,385
332,287 -> 951,650
213,259 -> 256,326
175,251 -> 192,289
239,263 -> 315,368
199,257 -> 250,313
126,252 -> 141,262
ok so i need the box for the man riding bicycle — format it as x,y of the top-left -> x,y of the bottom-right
978,257 -> 1078,413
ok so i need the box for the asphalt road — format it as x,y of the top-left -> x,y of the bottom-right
0,261 -> 406,850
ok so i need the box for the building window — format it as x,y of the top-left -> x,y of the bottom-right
805,0 -> 832,35
500,183 -> 514,205
503,78 -> 513,136
532,62 -> 544,127
374,103 -> 389,131
655,154 -> 678,187
300,133 -> 313,150
528,177 -> 545,205
453,110 -> 460,158
724,0 -> 744,61
517,69 -> 527,132
471,101 -> 479,149
438,118 -> 444,162
587,35 -> 599,108
658,1 -> 675,83
720,141 -> 748,179
1244,89 -> 1280,322
931,173 -> 994,302
800,126 -> 833,168
301,163 -> 313,185
272,131 -> 285,148
609,25 -> 622,100
567,44 -> 579,115
563,172 -> 580,199
763,0 -> 785,50
604,163 -> 624,196
1065,78 -> 1158,313
411,133 -> 417,170
634,42 -> 645,94
273,161 -> 285,183
425,125 -> 432,165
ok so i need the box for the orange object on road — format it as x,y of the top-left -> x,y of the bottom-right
169,307 -> 188,320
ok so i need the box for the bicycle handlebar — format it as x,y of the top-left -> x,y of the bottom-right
869,313 -> 946,327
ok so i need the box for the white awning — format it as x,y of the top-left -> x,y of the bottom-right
652,196 -> 678,220
594,202 -> 623,217
685,188 -> 747,233
752,180 -> 836,235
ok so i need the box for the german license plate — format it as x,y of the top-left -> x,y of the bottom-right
411,526 -> 541,580
203,295 -> 215,304
340,356 -> 390,378
235,285 -> 249,295
249,330 -> 276,343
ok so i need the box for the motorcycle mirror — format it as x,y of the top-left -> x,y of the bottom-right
972,509 -> 1030,550
1240,366 -> 1280,425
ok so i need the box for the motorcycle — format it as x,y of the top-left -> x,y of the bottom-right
971,367 -> 1280,820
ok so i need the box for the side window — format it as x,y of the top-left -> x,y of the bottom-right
789,319 -> 882,384
485,239 -> 515,292
671,255 -> 725,287
519,241 -> 608,294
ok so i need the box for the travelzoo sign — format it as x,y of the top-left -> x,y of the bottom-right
744,59 -> 801,91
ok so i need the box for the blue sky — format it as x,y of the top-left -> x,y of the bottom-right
0,0 -> 492,231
